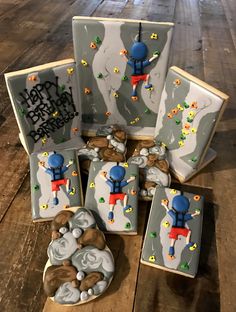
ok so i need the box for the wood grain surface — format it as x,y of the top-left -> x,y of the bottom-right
0,0 -> 235,311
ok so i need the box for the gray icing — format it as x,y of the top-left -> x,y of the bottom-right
47,232 -> 78,265
54,282 -> 81,305
148,145 -> 166,159
141,187 -> 204,277
96,125 -> 114,136
144,166 -> 170,186
69,208 -> 96,231
92,280 -> 108,296
7,62 -> 81,154
155,68 -> 224,179
72,246 -> 114,280
77,148 -> 99,160
128,155 -> 148,168
73,18 -> 173,136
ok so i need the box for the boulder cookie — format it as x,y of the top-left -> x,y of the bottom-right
78,125 -> 127,174
128,140 -> 171,200
43,208 -> 115,305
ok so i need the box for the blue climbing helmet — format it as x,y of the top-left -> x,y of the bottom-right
172,195 -> 190,213
130,41 -> 148,61
110,165 -> 126,181
48,152 -> 64,168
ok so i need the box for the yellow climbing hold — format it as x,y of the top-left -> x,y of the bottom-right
189,243 -> 197,251
191,128 -> 197,133
125,207 -> 133,213
123,163 -> 129,168
177,104 -> 184,111
178,140 -> 185,147
188,111 -> 196,118
113,67 -> 119,73
42,152 -> 49,157
162,221 -> 170,228
69,187 -> 76,196
42,137 -> 47,144
90,182 -> 95,188
67,67 -> 74,75
149,255 -> 156,262
40,204 -> 48,209
52,111 -> 59,117
64,205 -> 70,209
150,33 -> 158,40
81,59 -> 88,66
113,92 -> 119,98
170,189 -> 177,194
182,129 -> 190,135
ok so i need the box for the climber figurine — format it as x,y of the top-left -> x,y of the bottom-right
38,152 -> 74,205
100,164 -> 135,224
126,22 -> 160,100
161,195 -> 200,260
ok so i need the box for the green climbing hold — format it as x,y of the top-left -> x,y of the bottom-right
153,50 -> 160,56
99,197 -> 105,203
191,156 -> 198,162
180,134 -> 186,140
34,185 -> 40,191
122,75 -> 128,81
175,118 -> 181,125
97,73 -> 103,78
144,108 -> 150,114
19,108 -> 26,116
125,222 -> 131,229
149,231 -> 157,238
183,101 -> 189,108
60,84 -> 65,92
187,117 -> 193,123
94,36 -> 102,44
180,262 -> 189,270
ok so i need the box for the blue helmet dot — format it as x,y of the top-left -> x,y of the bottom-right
110,165 -> 126,181
130,42 -> 148,61
48,153 -> 64,168
172,195 -> 190,213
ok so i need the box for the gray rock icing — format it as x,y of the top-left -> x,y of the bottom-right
72,246 -> 115,280
44,207 -> 115,305
54,282 -> 81,305
69,208 -> 96,231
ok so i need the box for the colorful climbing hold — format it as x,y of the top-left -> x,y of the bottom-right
180,134 -> 186,140
167,113 -> 173,119
191,101 -> 198,109
193,195 -> 201,201
180,262 -> 189,270
94,36 -> 102,44
177,104 -> 184,111
52,111 -> 59,117
84,87 -> 91,94
97,73 -> 103,78
72,127 -> 79,133
184,123 -> 190,130
34,184 -> 40,191
67,67 -> 74,75
42,152 -> 49,157
191,156 -> 198,162
187,117 -> 193,123
189,243 -> 197,251
178,140 -> 185,147
150,33 -> 158,40
125,222 -> 131,229
89,182 -> 95,188
135,117 -> 140,122
130,188 -> 137,196
122,75 -> 128,81
171,108 -> 179,115
113,92 -> 119,98
90,42 -> 97,49
120,49 -> 128,55
99,197 -> 105,203
144,108 -> 150,113
105,111 -> 111,117
28,75 -> 37,81
175,118 -> 181,125
72,171 -> 78,176
123,163 -> 129,168
191,128 -> 197,133
183,101 -> 189,108
162,221 -> 170,228
161,199 -> 169,205
146,86 -> 154,91
170,189 -> 177,194
149,232 -> 157,238
174,78 -> 181,86
188,111 -> 196,118
131,96 -> 138,101
182,129 -> 189,135
69,187 -> 76,196
113,67 -> 120,73
124,207 -> 133,213
40,204 -> 48,209
42,137 -> 46,144
149,255 -> 156,262
81,59 -> 88,66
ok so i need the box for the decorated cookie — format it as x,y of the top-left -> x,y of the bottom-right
78,125 -> 127,174
128,140 -> 171,200
141,187 -> 204,277
85,162 -> 139,234
43,208 -> 115,305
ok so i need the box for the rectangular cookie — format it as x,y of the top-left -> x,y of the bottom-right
155,66 -> 229,182
30,149 -> 84,221
85,161 -> 139,234
141,187 -> 204,277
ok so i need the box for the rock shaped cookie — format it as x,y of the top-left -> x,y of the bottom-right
43,208 -> 115,306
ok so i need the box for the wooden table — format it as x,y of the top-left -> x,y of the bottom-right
0,1 -> 236,311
